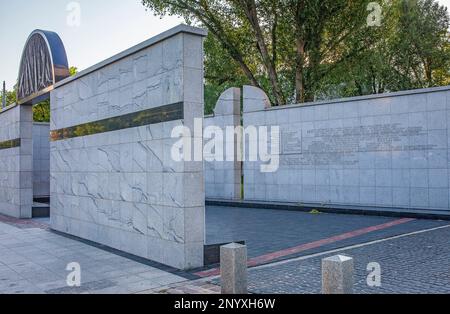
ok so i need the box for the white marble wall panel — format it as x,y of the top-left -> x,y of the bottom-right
50,25 -> 206,270
243,85 -> 450,212
0,104 -> 33,218
204,88 -> 242,200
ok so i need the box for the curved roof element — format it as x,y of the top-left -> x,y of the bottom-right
17,30 -> 69,104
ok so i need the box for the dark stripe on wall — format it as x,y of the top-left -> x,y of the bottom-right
0,138 -> 21,151
50,102 -> 184,142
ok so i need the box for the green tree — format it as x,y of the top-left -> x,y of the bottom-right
323,0 -> 450,98
204,34 -> 248,114
391,0 -> 450,88
142,0 -> 375,105
142,0 -> 449,110
0,89 -> 17,107
69,66 -> 78,76
33,101 -> 50,122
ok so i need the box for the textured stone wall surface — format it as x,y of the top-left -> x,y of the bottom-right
204,88 -> 242,200
33,123 -> 50,198
50,25 -> 206,269
0,104 -> 33,218
243,85 -> 450,212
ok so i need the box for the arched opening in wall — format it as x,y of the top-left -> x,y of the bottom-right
17,30 -> 70,218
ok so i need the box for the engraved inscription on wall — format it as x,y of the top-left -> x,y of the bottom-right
282,130 -> 302,155
281,123 -> 435,166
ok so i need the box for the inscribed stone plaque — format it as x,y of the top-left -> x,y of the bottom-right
282,129 -> 302,155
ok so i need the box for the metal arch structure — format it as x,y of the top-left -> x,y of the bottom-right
17,30 -> 70,105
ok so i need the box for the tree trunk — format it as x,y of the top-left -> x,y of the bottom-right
239,0 -> 285,105
294,0 -> 306,103
272,9 -> 278,66
425,58 -> 433,87
229,47 -> 261,88
197,12 -> 261,89
295,39 -> 305,103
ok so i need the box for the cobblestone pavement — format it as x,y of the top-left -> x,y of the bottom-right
145,279 -> 221,294
0,219 -> 188,294
152,224 -> 450,294
206,206 -> 448,260
237,224 -> 450,294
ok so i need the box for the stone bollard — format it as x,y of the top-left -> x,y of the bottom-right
322,255 -> 354,294
220,243 -> 248,294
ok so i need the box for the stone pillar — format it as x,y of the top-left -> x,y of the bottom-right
322,255 -> 354,294
204,88 -> 242,200
19,105 -> 33,218
220,243 -> 248,294
0,104 -> 32,218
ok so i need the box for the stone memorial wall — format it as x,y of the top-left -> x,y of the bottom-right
204,88 -> 242,200
243,85 -> 450,212
0,104 -> 33,218
49,25 -> 207,269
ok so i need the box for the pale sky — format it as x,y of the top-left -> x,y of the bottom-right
0,0 -> 183,88
0,0 -> 449,89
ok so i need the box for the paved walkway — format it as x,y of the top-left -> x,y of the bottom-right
206,206 -> 448,263
0,219 -> 187,294
1,206 -> 449,294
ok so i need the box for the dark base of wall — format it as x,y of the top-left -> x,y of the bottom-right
32,206 -> 50,218
204,241 -> 246,266
206,199 -> 450,221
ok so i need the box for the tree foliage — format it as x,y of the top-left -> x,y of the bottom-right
142,0 -> 450,112
0,89 -> 16,107
321,0 -> 450,99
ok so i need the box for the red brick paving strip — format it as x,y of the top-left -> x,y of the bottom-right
0,214 -> 50,230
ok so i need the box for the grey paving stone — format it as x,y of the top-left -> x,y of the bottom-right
111,274 -> 149,286
153,274 -> 186,286
0,221 -> 188,294
45,279 -> 116,294
35,279 -> 68,291
0,280 -> 44,294
120,279 -> 162,293
96,269 -> 132,279
123,264 -> 157,275
137,269 -> 172,280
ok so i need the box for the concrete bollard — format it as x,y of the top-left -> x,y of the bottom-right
220,243 -> 248,294
322,255 -> 354,294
